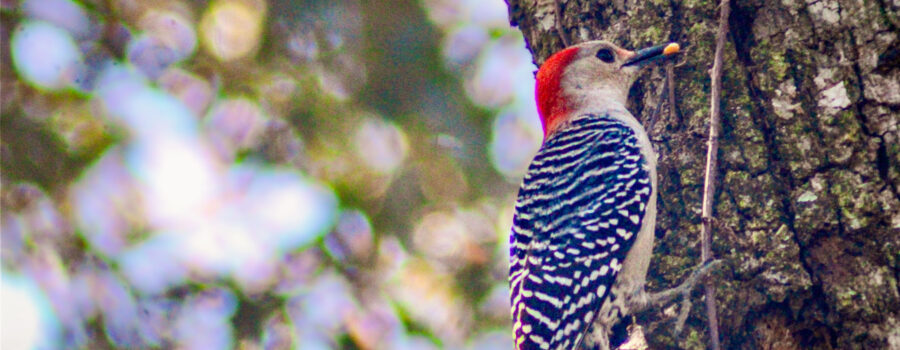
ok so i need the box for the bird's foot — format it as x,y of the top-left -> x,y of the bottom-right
629,259 -> 723,335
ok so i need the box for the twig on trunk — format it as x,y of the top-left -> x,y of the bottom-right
554,0 -> 570,47
647,62 -> 670,137
701,0 -> 731,349
666,62 -> 680,126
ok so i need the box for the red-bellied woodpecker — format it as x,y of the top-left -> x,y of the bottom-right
509,40 -> 680,350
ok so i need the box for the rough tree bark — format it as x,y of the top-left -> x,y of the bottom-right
505,0 -> 900,349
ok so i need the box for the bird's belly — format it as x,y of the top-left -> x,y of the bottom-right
596,175 -> 657,328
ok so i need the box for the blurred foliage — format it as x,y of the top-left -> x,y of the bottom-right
0,0 -> 543,349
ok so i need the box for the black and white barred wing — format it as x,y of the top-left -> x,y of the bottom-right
509,114 -> 652,350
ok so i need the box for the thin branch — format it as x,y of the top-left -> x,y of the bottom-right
648,60 -> 678,140
647,63 -> 670,137
666,62 -> 680,126
701,0 -> 730,349
554,0 -> 570,47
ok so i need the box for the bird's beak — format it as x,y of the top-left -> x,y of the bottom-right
621,42 -> 680,67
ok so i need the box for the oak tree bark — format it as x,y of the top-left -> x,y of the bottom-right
505,0 -> 900,348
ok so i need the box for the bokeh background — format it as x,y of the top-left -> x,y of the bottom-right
1,0 -> 545,348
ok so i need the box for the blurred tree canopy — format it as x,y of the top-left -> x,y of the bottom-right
2,0 -> 541,348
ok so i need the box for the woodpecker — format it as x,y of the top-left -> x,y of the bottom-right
509,41 -> 680,350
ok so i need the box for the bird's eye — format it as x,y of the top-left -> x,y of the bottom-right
596,49 -> 615,63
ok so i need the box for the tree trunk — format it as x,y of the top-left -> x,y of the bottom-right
505,0 -> 900,349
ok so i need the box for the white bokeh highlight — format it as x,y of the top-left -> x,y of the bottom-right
11,21 -> 84,91
2,273 -> 60,350
354,117 -> 410,175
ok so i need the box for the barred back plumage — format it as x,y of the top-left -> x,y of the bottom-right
509,112 -> 652,350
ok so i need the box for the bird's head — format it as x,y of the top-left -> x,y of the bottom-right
535,40 -> 680,139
